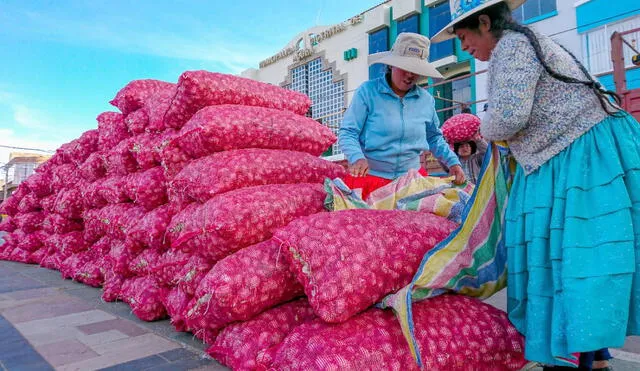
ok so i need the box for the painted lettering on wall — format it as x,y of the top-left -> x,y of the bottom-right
259,14 -> 364,68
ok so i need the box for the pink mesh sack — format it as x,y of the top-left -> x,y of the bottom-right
163,105 -> 336,175
144,87 -> 176,132
58,231 -> 89,257
163,71 -> 311,129
162,287 -> 192,332
98,203 -> 146,240
102,272 -> 125,302
98,175 -> 130,204
125,167 -> 167,211
104,239 -> 139,278
82,208 -> 105,243
40,252 -> 64,271
8,247 -> 31,264
18,231 -> 46,253
110,79 -> 175,115
82,181 -> 108,209
129,204 -> 175,251
104,138 -> 138,176
0,215 -> 16,232
121,276 -> 169,321
97,112 -> 130,151
54,188 -> 85,219
0,197 -> 19,217
14,211 -> 46,234
152,249 -> 192,287
24,171 -> 53,197
263,295 -> 527,371
275,209 -> 456,323
51,164 -> 82,192
74,260 -> 104,287
28,248 -> 47,265
128,248 -> 162,277
39,194 -> 57,213
442,113 -> 482,144
130,133 -> 161,170
58,129 -> 99,165
159,140 -> 191,178
17,192 -> 40,213
208,298 -> 316,371
174,255 -> 212,297
0,185 -> 28,216
41,213 -> 83,235
124,109 -> 149,134
189,239 -> 304,332
60,251 -> 95,280
168,183 -> 326,262
171,149 -> 345,203
79,152 -> 107,182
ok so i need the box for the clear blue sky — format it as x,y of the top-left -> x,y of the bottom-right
0,0 -> 380,163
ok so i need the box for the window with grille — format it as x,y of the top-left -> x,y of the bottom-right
284,58 -> 345,156
582,15 -> 640,74
397,14 -> 419,35
429,2 -> 455,61
368,27 -> 390,80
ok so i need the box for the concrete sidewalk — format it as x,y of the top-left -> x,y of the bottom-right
0,260 -> 226,371
2,259 -> 640,370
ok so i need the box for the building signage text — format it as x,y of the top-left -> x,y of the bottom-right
259,14 -> 363,68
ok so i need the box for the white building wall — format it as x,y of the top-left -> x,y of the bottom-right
530,1 -> 582,59
241,13 -> 375,106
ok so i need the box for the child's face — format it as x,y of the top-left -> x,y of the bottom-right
458,143 -> 472,157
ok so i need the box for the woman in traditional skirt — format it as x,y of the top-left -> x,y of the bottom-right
433,0 -> 640,369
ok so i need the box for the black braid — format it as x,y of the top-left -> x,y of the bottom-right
501,22 -> 623,116
453,2 -> 623,117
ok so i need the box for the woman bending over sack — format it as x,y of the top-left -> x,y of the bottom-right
339,32 -> 465,200
433,0 -> 640,369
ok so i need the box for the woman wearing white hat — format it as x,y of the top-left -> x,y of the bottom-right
433,0 -> 640,370
338,32 -> 465,200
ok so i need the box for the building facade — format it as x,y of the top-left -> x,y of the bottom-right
576,0 -> 640,92
241,0 -> 636,160
1,152 -> 50,201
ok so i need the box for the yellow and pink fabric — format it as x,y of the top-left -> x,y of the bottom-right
324,169 -> 474,224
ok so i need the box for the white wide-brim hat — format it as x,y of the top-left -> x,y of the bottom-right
369,32 -> 444,79
432,0 -> 526,43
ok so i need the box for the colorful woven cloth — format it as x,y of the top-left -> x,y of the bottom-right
378,142 -> 515,367
324,169 -> 474,224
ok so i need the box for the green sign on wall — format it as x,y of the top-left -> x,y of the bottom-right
343,48 -> 358,61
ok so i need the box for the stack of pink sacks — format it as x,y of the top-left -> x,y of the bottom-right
0,71 -> 527,370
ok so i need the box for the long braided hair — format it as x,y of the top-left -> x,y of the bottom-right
453,2 -> 623,116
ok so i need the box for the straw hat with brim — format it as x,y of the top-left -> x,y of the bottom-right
432,0 -> 526,43
369,32 -> 444,79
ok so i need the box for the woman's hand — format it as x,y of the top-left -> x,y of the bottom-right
349,158 -> 369,177
449,165 -> 466,185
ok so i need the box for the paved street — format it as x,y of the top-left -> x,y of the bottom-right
1,259 -> 640,370
0,261 -> 226,371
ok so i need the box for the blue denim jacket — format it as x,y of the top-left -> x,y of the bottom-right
339,76 -> 460,179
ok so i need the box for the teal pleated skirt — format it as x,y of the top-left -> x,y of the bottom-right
506,112 -> 640,366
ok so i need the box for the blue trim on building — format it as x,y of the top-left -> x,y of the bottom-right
523,10 -> 558,25
455,38 -> 473,62
576,0 -> 640,33
389,8 -> 398,44
597,68 -> 640,91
